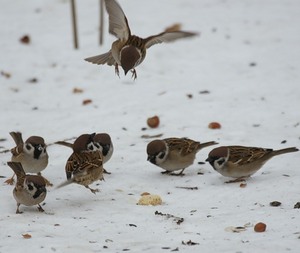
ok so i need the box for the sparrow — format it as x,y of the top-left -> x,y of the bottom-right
7,161 -> 47,214
147,137 -> 218,175
85,0 -> 198,79
5,132 -> 50,186
55,133 -> 113,173
205,146 -> 299,182
57,133 -> 104,194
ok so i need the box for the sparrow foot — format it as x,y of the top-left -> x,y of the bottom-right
161,170 -> 185,176
37,204 -> 45,212
225,177 -> 247,184
115,64 -> 120,78
4,177 -> 15,185
38,173 -> 53,187
103,168 -> 111,174
16,204 -> 23,214
86,186 -> 100,194
131,69 -> 137,80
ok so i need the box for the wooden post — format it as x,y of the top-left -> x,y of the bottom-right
99,0 -> 104,45
71,0 -> 79,49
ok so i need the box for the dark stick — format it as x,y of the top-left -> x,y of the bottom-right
71,0 -> 79,49
99,0 -> 104,45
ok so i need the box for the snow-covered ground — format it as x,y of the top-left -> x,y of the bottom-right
0,0 -> 299,252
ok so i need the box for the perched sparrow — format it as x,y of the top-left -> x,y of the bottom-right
206,146 -> 299,182
85,0 -> 197,79
7,161 -> 47,214
55,133 -> 113,173
147,137 -> 218,175
57,133 -> 104,194
6,132 -> 50,186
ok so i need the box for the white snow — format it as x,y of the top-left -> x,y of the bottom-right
0,0 -> 300,252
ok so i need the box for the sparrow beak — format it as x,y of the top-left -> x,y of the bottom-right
147,155 -> 156,165
205,157 -> 212,163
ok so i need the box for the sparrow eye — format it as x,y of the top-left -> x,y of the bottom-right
158,152 -> 165,159
26,144 -> 31,150
28,184 -> 34,191
217,158 -> 225,166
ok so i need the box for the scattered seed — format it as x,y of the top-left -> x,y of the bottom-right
270,201 -> 281,207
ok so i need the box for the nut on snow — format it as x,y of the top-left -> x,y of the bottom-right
138,194 -> 162,206
254,222 -> 267,232
208,122 -> 221,129
147,116 -> 160,128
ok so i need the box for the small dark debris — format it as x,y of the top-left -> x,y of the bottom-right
199,90 -> 210,94
198,161 -> 205,165
103,246 -> 108,249
171,247 -> 179,251
281,140 -> 287,144
128,224 -> 137,227
122,127 -> 127,131
161,247 -> 171,250
1,71 -> 11,78
182,240 -> 199,246
155,211 -> 184,225
282,174 -> 290,177
32,107 -> 38,110
20,35 -> 30,44
197,172 -> 204,175
141,127 -> 147,131
186,94 -> 193,99
175,186 -> 198,190
294,202 -> 300,209
249,62 -> 257,67
270,201 -> 281,206
28,78 -> 38,83
0,138 -> 7,142
122,249 -> 130,251
252,124 -> 260,127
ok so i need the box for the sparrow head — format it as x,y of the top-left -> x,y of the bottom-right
120,45 -> 141,75
24,175 -> 47,199
205,146 -> 229,170
93,133 -> 112,156
24,136 -> 47,160
147,140 -> 168,165
73,133 -> 96,153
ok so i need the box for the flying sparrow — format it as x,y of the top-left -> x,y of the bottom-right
5,132 -> 50,186
55,133 -> 113,173
205,145 -> 299,183
85,0 -> 198,79
147,137 -> 218,175
7,161 -> 47,214
57,133 -> 104,194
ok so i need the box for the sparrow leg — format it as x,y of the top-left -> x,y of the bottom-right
225,177 -> 247,184
4,173 -> 15,185
115,64 -> 120,77
37,204 -> 45,212
161,170 -> 171,175
16,203 -> 23,214
103,168 -> 111,174
131,69 -> 137,80
85,185 -> 99,194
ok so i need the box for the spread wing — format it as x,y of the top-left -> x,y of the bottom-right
144,31 -> 198,49
84,51 -> 116,66
65,151 -> 103,180
104,0 -> 131,40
